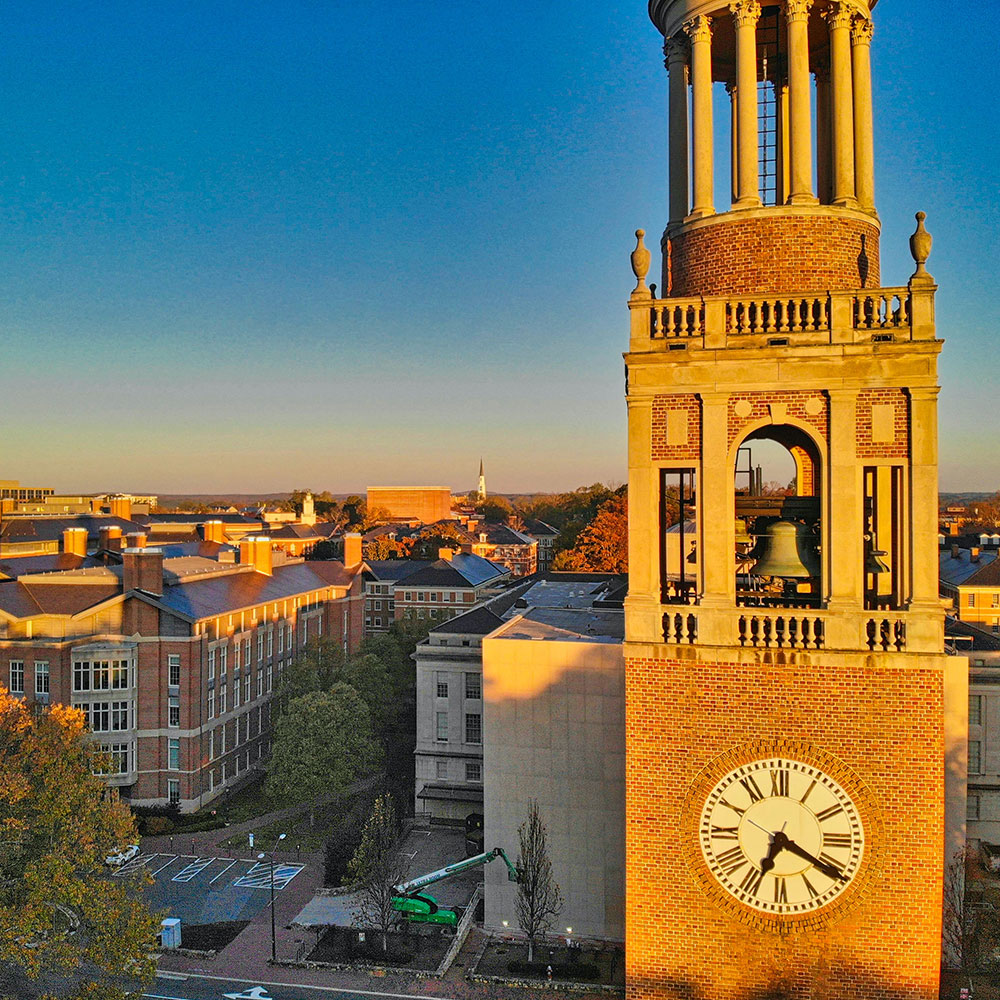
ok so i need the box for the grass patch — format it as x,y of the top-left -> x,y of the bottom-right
307,925 -> 450,970
178,921 -> 250,952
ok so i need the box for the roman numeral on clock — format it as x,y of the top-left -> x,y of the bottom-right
710,825 -> 739,840
801,873 -> 818,899
770,768 -> 789,797
721,798 -> 746,817
715,846 -> 747,876
816,804 -> 844,823
773,877 -> 788,904
739,866 -> 765,897
799,778 -> 817,805
823,832 -> 852,849
739,774 -> 764,802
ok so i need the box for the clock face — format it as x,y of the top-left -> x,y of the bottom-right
699,755 -> 864,915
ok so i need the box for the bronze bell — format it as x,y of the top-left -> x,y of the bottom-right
750,519 -> 821,579
865,548 -> 890,575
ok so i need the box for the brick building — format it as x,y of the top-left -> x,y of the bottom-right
366,487 -> 453,525
0,538 -> 364,811
392,552 -> 509,625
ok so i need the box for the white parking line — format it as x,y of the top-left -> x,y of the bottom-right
150,854 -> 181,877
232,862 -> 304,890
172,857 -> 217,882
115,852 -> 160,877
209,858 -> 238,883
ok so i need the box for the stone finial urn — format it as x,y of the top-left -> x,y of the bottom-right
909,211 -> 934,283
631,229 -> 651,296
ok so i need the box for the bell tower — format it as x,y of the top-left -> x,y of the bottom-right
624,2 -> 966,998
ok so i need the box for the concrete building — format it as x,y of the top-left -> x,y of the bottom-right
367,486 -> 453,525
0,539 -> 365,810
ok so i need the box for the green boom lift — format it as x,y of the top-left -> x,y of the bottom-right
391,847 -> 519,927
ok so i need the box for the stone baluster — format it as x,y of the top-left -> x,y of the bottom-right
851,15 -> 875,213
731,1 -> 762,208
685,16 -> 715,218
785,0 -> 818,204
665,36 -> 690,224
824,2 -> 857,207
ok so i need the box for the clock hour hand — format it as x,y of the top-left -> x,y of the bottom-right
774,832 -> 846,882
758,831 -> 781,876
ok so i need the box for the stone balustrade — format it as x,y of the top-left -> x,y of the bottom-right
655,604 -> 942,655
632,282 -> 935,351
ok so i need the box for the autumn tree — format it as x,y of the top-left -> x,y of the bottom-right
515,800 -> 563,963
265,685 -> 380,826
0,688 -> 158,999
553,490 -> 627,573
348,793 -> 408,953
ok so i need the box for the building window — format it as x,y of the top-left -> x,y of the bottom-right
244,672 -> 251,703
388,600 -> 394,611
266,664 -> 272,693
208,648 -> 216,679
374,601 -> 382,611
35,660 -> 49,694
969,594 -> 977,607
208,690 -> 215,719
970,694 -> 983,727
436,712 -> 449,742
267,630 -> 273,658
968,793 -> 981,821
220,646 -> 227,674
111,661 -> 129,689
8,661 -> 24,694
245,638 -> 252,666
168,738 -> 180,770
168,779 -> 180,805
436,760 -> 448,779
168,654 -> 181,687
257,668 -> 263,698
91,702 -> 110,732
278,627 -> 284,655
257,633 -> 264,662
374,617 -> 382,627
465,761 -> 482,783
465,713 -> 482,745
168,696 -> 180,728
233,675 -> 241,709
465,672 -> 481,700
219,686 -> 227,715
98,743 -> 130,775
970,740 -> 982,774
993,594 -> 999,608
234,641 -> 240,670
437,675 -> 448,699
72,661 -> 88,692
111,701 -> 129,731
429,609 -> 438,619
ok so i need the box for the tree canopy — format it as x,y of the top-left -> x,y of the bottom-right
0,689 -> 157,999
552,489 -> 628,573
265,685 -> 380,824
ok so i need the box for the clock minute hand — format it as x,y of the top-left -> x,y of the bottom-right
777,834 -> 846,882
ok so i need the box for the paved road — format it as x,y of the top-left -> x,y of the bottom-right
147,973 -> 455,1000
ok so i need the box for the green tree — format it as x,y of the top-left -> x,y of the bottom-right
265,685 -> 380,826
348,793 -> 408,953
340,653 -> 393,736
272,639 -> 346,718
477,497 -> 514,523
0,689 -> 158,999
515,800 -> 563,963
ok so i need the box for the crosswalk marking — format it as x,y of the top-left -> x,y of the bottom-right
171,857 -> 216,882
232,862 -> 304,890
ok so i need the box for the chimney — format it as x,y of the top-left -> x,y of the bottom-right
125,531 -> 147,549
240,536 -> 273,576
438,547 -> 455,561
202,520 -> 225,544
122,547 -> 163,596
109,496 -> 132,521
971,546 -> 981,563
343,532 -> 362,568
62,527 -> 88,557
460,542 -> 473,555
951,544 -> 961,560
99,525 -> 123,553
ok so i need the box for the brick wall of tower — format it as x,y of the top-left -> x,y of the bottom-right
624,651 -> 945,1000
666,215 -> 881,297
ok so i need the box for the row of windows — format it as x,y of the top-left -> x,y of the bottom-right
95,742 -> 133,776
971,694 -> 983,727
207,624 -> 294,679
365,599 -> 395,612
207,664 -> 272,720
73,659 -> 130,693
966,593 -> 1000,608
402,591 -> 466,603
8,660 -> 49,696
209,707 -> 263,760
77,700 -> 131,733
967,790 -> 1000,821
435,712 -> 482,744
435,672 -> 482,700
435,759 -> 482,783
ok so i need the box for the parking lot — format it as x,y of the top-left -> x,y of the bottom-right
116,853 -> 305,926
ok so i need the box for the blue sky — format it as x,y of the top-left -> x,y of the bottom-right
1,1 -> 996,494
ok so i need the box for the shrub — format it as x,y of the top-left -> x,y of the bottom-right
507,960 -> 601,981
143,816 -> 174,835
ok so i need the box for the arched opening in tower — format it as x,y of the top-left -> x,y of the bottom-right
734,425 -> 822,609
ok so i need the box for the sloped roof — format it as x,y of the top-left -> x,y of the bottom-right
939,547 -> 1000,587
428,606 -> 506,636
0,580 -> 122,620
520,518 -> 559,538
364,560 -> 431,583
0,515 -> 142,543
401,552 -> 507,589
0,553 -> 104,580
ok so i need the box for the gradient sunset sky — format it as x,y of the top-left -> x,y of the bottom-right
1,1 -> 996,495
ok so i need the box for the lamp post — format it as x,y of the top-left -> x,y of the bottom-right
258,832 -> 286,962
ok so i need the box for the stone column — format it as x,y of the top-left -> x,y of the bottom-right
731,0 -> 762,208
851,14 -> 876,212
777,82 -> 790,204
685,15 -> 715,218
826,388 -> 863,610
825,2 -> 856,207
785,0 -> 818,204
814,59 -> 831,203
666,36 -> 690,224
697,393 -> 735,606
727,82 -> 739,207
908,387 -> 942,609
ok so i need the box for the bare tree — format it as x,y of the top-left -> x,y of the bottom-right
348,793 -> 408,953
515,800 -> 563,963
944,845 -> 1000,971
